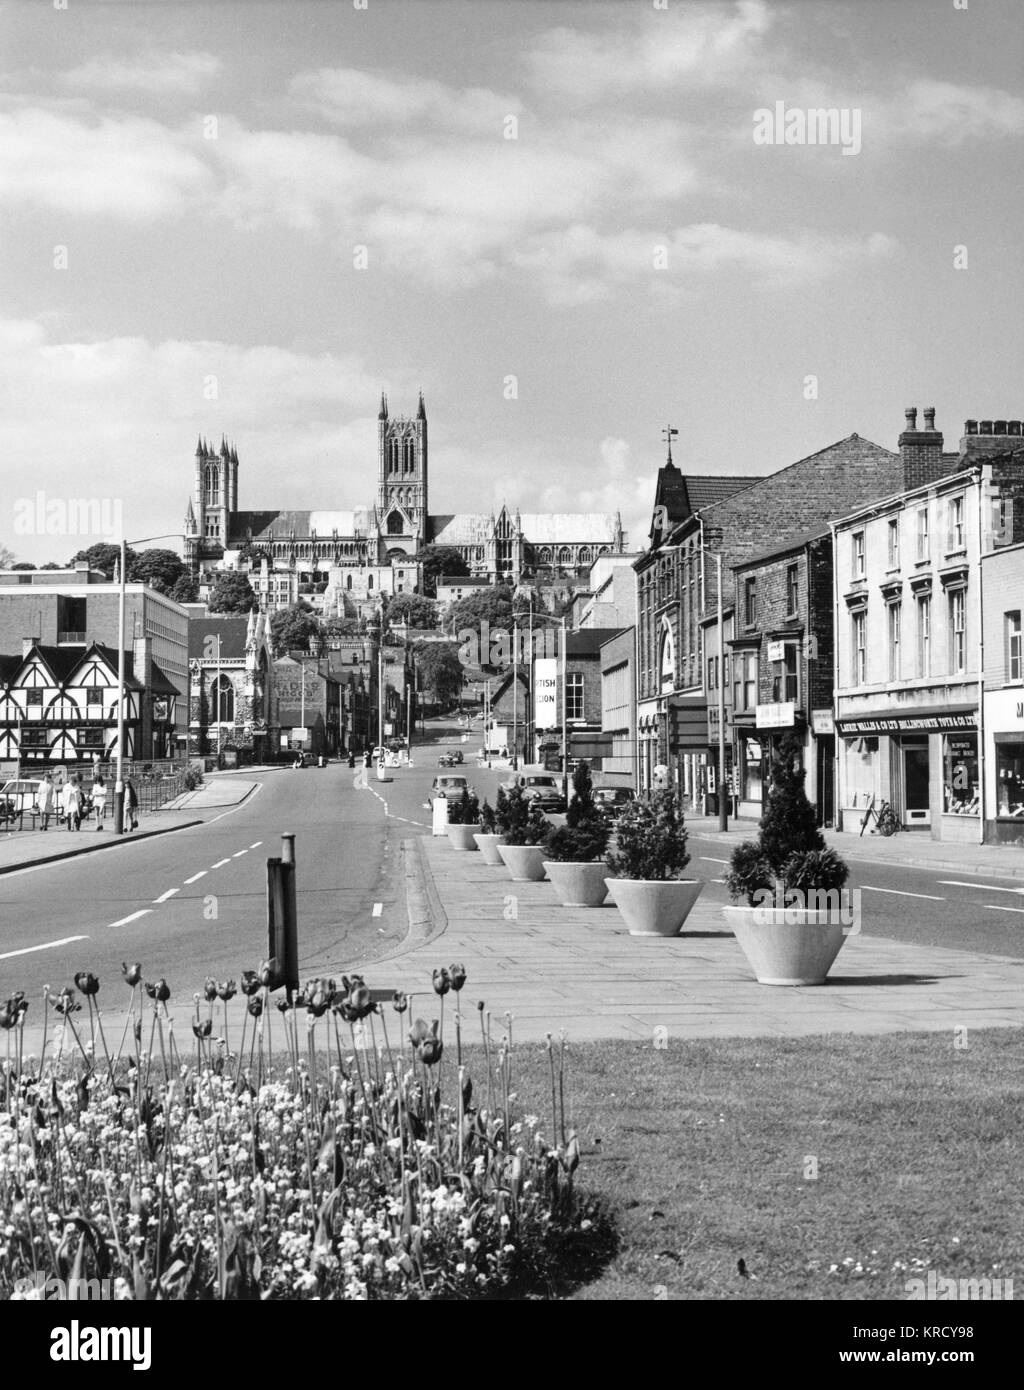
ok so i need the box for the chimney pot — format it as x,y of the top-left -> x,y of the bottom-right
922,407 -> 936,431
1009,421 -> 1022,437
980,420 -> 993,434
904,407 -> 918,431
965,420 -> 978,434
994,420 -> 1007,435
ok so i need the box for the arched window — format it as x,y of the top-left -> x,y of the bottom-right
388,438 -> 399,474
211,675 -> 234,723
346,574 -> 352,590
388,510 -> 404,535
558,547 -> 572,567
659,622 -> 675,692
368,575 -> 374,590
578,548 -> 592,566
204,464 -> 220,506
404,435 -> 415,473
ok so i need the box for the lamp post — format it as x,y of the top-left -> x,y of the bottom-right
115,531 -> 183,835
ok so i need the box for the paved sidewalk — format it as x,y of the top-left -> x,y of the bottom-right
685,815 -> 1024,879
159,776 -> 259,812
0,812 -> 205,875
360,836 -> 1024,1043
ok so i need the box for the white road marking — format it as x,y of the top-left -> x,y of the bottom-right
211,858 -> 231,868
862,885 -> 945,901
249,842 -> 262,849
699,856 -> 729,864
0,934 -> 88,960
233,850 -> 248,857
153,888 -> 179,903
372,902 -> 383,917
939,881 -> 1024,895
184,870 -> 207,884
107,910 -> 152,928
985,905 -> 1024,914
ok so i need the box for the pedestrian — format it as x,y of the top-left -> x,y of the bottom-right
40,774 -> 54,831
125,779 -> 139,833
92,776 -> 106,830
62,777 -> 80,832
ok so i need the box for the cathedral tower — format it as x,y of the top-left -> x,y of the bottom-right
376,393 -> 428,558
185,435 -> 237,573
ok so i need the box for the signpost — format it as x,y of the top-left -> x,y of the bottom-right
265,832 -> 299,1000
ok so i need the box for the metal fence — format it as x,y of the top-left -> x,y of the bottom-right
1,760 -> 198,831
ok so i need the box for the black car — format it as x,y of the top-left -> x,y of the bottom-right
593,788 -> 637,822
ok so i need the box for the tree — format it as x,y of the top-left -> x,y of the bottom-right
170,573 -> 200,604
40,562 -> 63,571
270,601 -> 321,655
11,562 -> 36,570
413,640 -> 463,706
0,546 -> 15,569
446,583 -> 514,637
69,543 -> 138,579
132,548 -> 187,592
323,616 -> 362,642
757,733 -> 824,875
207,571 -> 257,614
414,544 -> 469,598
385,593 -> 438,629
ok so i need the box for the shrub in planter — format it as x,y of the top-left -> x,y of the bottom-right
478,798 -> 497,834
724,737 -> 852,985
497,786 -> 549,846
603,791 -> 704,935
543,765 -> 611,907
446,788 -> 481,826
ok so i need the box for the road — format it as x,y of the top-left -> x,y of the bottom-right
3,720 -> 1021,1010
688,833 -> 1024,959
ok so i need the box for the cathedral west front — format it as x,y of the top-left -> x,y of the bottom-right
184,395 -> 627,615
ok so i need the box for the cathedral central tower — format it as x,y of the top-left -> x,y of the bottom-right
376,392 -> 428,558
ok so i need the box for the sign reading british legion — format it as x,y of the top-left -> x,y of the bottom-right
534,658 -> 558,730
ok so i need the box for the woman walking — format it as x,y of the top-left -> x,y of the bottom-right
92,776 -> 107,831
62,777 -> 80,832
125,778 -> 139,833
40,774 -> 55,831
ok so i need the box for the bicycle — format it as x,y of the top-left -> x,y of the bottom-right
858,796 -> 901,836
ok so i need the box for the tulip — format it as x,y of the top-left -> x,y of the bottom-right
121,962 -> 143,988
432,968 -> 451,997
240,970 -> 260,996
247,994 -> 264,1018
203,977 -> 218,1002
74,971 -> 100,996
408,1018 -> 430,1047
347,983 -> 373,1020
275,996 -> 292,1013
52,987 -> 80,1016
192,1017 -> 212,1039
259,959 -> 275,987
392,991 -> 409,1014
448,963 -> 467,993
216,980 -> 237,1003
144,979 -> 171,1003
417,1021 -> 443,1067
0,999 -> 18,1030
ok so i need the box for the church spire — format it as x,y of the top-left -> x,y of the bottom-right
417,391 -> 426,421
379,392 -> 388,420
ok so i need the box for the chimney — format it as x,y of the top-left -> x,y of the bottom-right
959,416 -> 1022,460
22,638 -> 35,657
899,405 -> 944,491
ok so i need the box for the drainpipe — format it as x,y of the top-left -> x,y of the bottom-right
976,467 -> 986,844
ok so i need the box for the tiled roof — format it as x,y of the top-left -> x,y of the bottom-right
229,510 -> 371,543
518,514 -> 619,544
733,525 -> 831,570
686,476 -> 761,510
566,627 -> 628,657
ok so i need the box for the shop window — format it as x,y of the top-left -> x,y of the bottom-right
741,737 -> 764,803
843,736 -> 879,809
995,738 -> 1024,819
1006,611 -> 1022,682
943,734 -> 978,815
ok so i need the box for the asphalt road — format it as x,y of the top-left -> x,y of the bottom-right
688,833 -> 1024,959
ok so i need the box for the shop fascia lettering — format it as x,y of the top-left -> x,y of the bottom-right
838,712 -> 977,735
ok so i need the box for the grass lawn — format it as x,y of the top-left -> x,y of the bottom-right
482,1028 -> 1024,1301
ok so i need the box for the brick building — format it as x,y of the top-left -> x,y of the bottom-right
729,529 -> 835,821
635,420 -> 926,801
187,612 -> 272,763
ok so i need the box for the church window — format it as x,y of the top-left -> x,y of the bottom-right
204,464 -> 220,506
388,511 -> 404,535
211,675 -> 234,723
346,574 -> 352,590
368,575 -> 374,590
579,548 -> 592,566
404,436 -> 415,473
558,547 -> 572,567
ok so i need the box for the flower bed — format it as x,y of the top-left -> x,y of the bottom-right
0,966 -> 608,1301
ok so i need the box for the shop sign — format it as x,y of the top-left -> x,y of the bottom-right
766,640 -> 787,663
534,658 -> 558,730
756,702 -> 795,729
838,710 -> 977,735
811,709 -> 834,735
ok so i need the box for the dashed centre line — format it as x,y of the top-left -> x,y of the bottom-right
372,902 -> 383,917
861,885 -> 945,901
0,935 -> 88,960
153,888 -> 179,904
183,870 -> 207,884
107,910 -> 152,928
249,841 -> 263,849
939,881 -> 1024,895
985,905 -> 1024,914
211,858 -> 232,868
233,850 -> 248,858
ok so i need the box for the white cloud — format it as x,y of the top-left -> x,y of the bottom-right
290,67 -> 522,132
527,1 -> 773,103
61,51 -> 223,96
894,79 -> 1024,143
0,107 -> 211,218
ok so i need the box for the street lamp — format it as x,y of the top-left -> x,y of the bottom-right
114,532 -> 183,836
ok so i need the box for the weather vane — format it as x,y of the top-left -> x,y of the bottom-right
662,425 -> 678,463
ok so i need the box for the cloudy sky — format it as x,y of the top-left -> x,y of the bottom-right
1,0 -> 1021,564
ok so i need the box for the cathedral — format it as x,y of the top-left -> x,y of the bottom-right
184,395 -> 627,613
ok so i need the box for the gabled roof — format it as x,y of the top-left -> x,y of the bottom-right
686,475 -> 761,510
3,644 -> 144,689
148,660 -> 182,696
228,509 -> 371,543
566,627 -> 628,657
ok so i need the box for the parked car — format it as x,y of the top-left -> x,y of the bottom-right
0,778 -> 46,823
449,748 -> 464,764
503,773 -> 567,813
431,774 -> 475,800
594,787 -> 637,822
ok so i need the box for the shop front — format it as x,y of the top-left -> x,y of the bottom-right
984,689 -> 1024,844
836,707 -> 979,841
668,694 -> 708,811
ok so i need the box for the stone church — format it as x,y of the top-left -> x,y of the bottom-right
184,395 -> 627,613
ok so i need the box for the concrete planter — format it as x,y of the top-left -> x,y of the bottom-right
604,878 -> 704,936
722,906 -> 848,985
473,832 -> 507,865
497,844 -> 548,882
543,861 -> 610,907
446,823 -> 480,851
